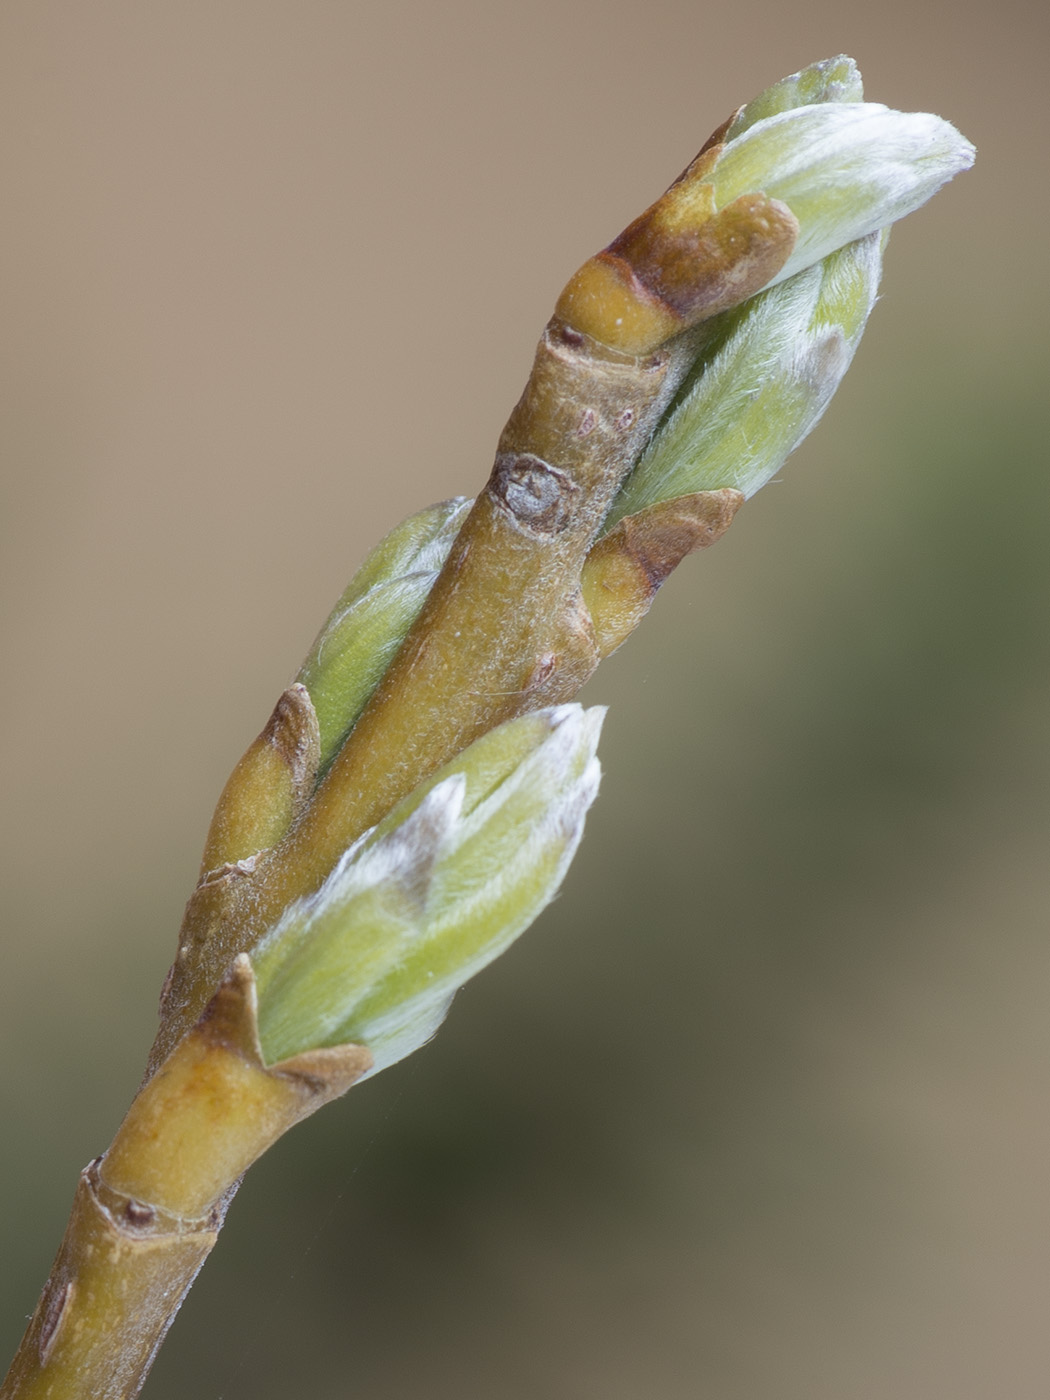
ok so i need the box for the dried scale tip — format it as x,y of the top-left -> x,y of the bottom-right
582,488 -> 745,657
553,170 -> 799,356
251,704 -> 603,1073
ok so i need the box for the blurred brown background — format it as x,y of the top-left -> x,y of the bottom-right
1,1 -> 1047,1396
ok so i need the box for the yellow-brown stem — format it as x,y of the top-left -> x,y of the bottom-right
0,1164 -> 218,1400
2,87 -> 866,1400
2,961 -> 371,1400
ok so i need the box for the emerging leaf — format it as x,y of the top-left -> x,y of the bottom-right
252,704 -> 603,1073
606,230 -> 884,515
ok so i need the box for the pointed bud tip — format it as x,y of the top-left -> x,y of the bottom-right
727,55 -> 865,141
546,701 -> 608,736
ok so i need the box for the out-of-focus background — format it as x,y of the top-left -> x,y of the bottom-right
1,2 -> 1047,1396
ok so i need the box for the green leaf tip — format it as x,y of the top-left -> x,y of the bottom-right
251,703 -> 604,1074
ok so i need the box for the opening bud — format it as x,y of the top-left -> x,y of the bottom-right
251,704 -> 604,1075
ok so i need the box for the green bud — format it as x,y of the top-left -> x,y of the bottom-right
606,229 -> 884,516
296,497 -> 472,771
251,704 -> 604,1074
603,56 -> 973,519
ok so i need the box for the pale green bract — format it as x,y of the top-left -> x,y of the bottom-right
297,496 -> 472,771
605,229 -> 884,516
252,704 -> 603,1073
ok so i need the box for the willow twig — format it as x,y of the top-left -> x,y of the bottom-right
1,57 -> 972,1400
